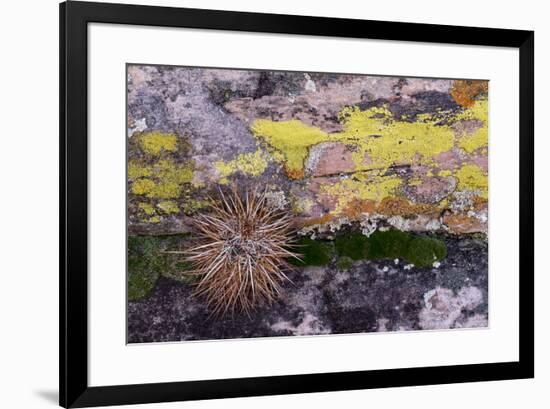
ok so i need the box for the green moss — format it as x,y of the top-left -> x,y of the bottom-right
365,230 -> 413,260
128,234 -> 195,300
128,236 -> 162,300
290,237 -> 334,266
336,256 -> 354,270
161,260 -> 196,284
335,233 -> 370,260
405,236 -> 447,267
334,230 -> 447,268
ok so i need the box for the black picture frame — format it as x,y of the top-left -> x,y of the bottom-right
60,1 -> 534,407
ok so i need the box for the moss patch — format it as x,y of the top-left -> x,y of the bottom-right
335,233 -> 370,260
336,256 -> 354,270
128,236 -> 162,300
128,234 -> 194,300
290,237 -> 334,266
406,235 -> 447,267
365,230 -> 413,260
334,230 -> 447,267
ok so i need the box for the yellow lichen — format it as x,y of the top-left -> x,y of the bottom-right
182,198 -> 211,213
337,107 -> 455,172
148,216 -> 161,223
131,179 -> 156,196
157,200 -> 180,214
454,164 -> 488,198
153,160 -> 193,185
438,169 -> 453,177
138,202 -> 155,215
456,100 -> 488,154
319,172 -> 402,215
251,105 -> 455,179
128,161 -> 152,179
130,160 -> 194,199
214,149 -> 269,179
337,105 -> 392,136
251,120 -> 328,179
138,131 -> 178,156
291,196 -> 315,214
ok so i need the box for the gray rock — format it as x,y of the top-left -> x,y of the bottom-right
127,234 -> 488,342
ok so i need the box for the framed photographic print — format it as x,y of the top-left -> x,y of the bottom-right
60,1 -> 534,407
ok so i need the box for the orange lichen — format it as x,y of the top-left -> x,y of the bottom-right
299,214 -> 334,227
376,197 -> 436,217
472,196 -> 489,211
443,213 -> 484,234
286,167 -> 305,180
450,80 -> 488,108
341,199 -> 377,219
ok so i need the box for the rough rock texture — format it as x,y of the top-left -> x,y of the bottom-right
127,65 -> 489,236
126,65 -> 490,342
128,235 -> 488,342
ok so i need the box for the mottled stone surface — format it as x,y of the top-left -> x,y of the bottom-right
128,235 -> 488,342
126,65 -> 490,342
126,65 -> 489,236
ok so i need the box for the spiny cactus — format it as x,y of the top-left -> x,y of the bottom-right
184,187 -> 299,315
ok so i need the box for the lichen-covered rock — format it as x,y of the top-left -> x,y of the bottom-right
305,142 -> 355,177
418,286 -> 483,330
127,65 -> 489,236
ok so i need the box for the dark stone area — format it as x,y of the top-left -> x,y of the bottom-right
127,235 -> 488,342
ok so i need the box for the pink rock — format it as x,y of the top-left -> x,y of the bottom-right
443,213 -> 486,234
470,154 -> 489,172
452,119 -> 484,137
305,142 -> 355,177
405,176 -> 457,204
433,149 -> 464,170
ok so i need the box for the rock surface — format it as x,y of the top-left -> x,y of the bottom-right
126,65 -> 489,236
127,235 -> 488,342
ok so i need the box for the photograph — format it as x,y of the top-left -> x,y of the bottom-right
126,65 -> 489,343
0,0 -> 540,407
